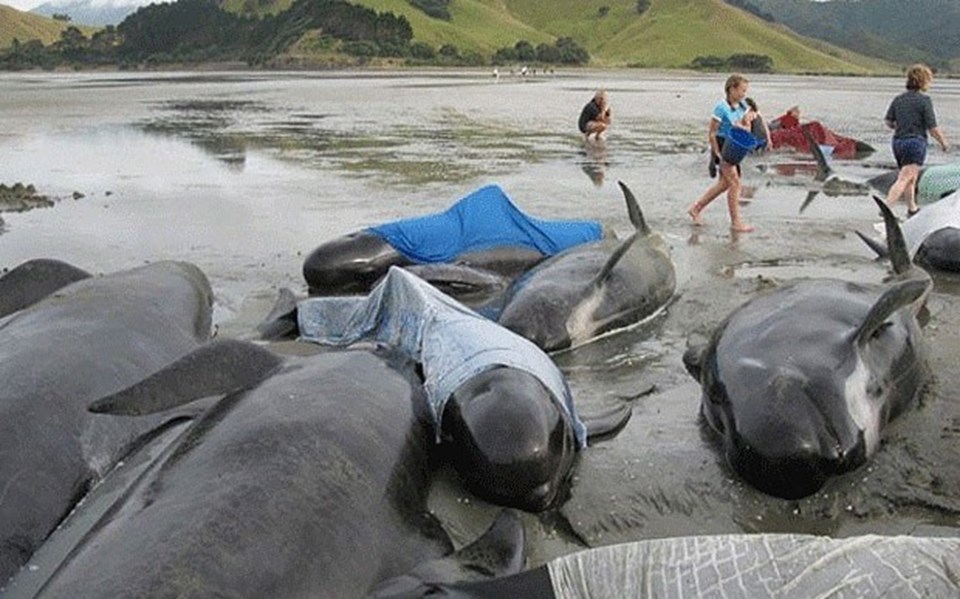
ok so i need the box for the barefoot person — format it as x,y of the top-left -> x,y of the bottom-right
884,63 -> 949,217
578,90 -> 612,141
687,74 -> 755,233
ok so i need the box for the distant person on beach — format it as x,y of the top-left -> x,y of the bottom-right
578,90 -> 612,141
687,74 -> 754,233
744,97 -> 772,151
884,63 -> 950,217
769,105 -> 801,130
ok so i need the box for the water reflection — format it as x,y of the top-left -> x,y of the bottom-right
580,139 -> 608,187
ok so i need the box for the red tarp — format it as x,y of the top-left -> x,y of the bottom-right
770,121 -> 871,160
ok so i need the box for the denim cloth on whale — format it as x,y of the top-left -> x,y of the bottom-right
368,184 -> 603,264
297,267 -> 587,449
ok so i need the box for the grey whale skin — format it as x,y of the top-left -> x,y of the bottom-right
35,341 -> 526,597
0,259 -> 212,582
497,181 -> 676,352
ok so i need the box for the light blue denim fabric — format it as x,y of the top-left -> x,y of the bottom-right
297,267 -> 587,448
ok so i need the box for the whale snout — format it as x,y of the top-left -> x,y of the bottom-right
729,377 -> 869,499
443,368 -> 578,511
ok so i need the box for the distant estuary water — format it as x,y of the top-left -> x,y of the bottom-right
1,70 -> 959,572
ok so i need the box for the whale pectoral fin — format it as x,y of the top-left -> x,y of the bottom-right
589,232 -> 639,290
799,190 -> 819,214
851,278 -> 931,347
617,180 -> 650,235
855,229 -> 890,259
872,196 -> 912,274
89,339 -> 284,415
583,402 -> 633,442
256,287 -> 301,340
682,344 -> 706,381
371,510 -> 526,598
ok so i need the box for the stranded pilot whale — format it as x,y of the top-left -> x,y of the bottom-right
301,184 -> 605,297
0,260 -> 213,581
29,342 -> 526,597
683,197 -> 931,499
496,181 -> 676,352
856,190 -> 960,273
262,267 -> 632,511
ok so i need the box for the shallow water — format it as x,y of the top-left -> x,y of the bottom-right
1,69 -> 958,574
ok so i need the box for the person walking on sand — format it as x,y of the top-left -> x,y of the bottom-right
687,74 -> 754,233
884,63 -> 949,217
579,90 -> 612,141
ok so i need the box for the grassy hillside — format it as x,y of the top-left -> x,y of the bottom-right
1,4 -> 97,48
347,0 -> 895,73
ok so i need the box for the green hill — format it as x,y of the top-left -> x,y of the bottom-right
345,0 -> 895,73
1,4 -> 97,48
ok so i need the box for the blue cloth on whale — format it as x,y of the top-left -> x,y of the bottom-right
296,267 -> 587,449
367,184 -> 603,264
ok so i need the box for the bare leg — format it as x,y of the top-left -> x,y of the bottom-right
885,164 -> 920,212
723,163 -> 753,232
688,175 -> 730,225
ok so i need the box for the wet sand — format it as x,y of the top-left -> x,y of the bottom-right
1,70 -> 958,575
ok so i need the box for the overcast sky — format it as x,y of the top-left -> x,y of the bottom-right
6,0 -> 152,12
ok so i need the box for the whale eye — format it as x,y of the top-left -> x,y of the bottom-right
870,321 -> 893,340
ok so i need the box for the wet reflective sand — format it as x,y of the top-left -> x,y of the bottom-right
1,70 -> 958,571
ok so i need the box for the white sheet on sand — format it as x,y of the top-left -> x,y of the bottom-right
548,533 -> 960,598
296,267 -> 587,448
872,190 -> 960,257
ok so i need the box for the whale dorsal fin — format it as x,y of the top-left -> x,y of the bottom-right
850,278 -> 930,348
370,510 -> 525,597
617,180 -> 650,235
589,232 -> 639,290
873,196 -> 911,275
89,339 -> 284,415
803,127 -> 834,182
257,287 -> 301,340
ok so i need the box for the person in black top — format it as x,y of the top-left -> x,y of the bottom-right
884,63 -> 949,216
578,90 -> 611,141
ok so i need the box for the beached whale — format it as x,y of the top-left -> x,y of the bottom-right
683,197 -> 931,499
261,267 -> 631,511
496,181 -> 676,352
28,342 -> 526,597
857,190 -> 960,273
373,533 -> 960,598
301,184 -> 605,297
0,260 -> 213,581
805,130 -> 960,204
0,258 -> 91,319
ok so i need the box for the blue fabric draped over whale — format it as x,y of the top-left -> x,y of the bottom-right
297,267 -> 587,449
367,184 -> 604,263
